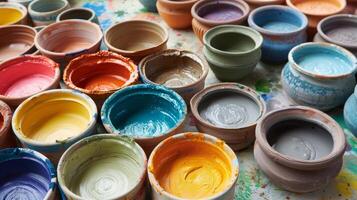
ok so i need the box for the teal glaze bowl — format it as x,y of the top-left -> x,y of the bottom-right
203,25 -> 263,81
344,85 -> 357,136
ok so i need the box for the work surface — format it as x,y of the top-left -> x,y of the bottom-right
70,0 -> 357,199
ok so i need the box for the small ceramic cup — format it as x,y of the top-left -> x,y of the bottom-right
255,106 -> 346,193
35,19 -> 103,65
191,0 -> 250,42
344,85 -> 357,137
281,42 -> 357,111
28,0 -> 70,26
7,0 -> 34,7
245,0 -> 285,9
203,25 -> 263,81
139,49 -> 208,102
0,55 -> 60,107
0,100 -> 17,148
139,0 -> 157,12
315,14 -> 357,55
190,83 -> 266,151
105,20 -> 168,62
56,7 -> 99,24
248,5 -> 308,63
0,2 -> 27,25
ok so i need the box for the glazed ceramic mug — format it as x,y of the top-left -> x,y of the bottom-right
28,0 -> 70,26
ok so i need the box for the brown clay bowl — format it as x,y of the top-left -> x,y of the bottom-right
0,100 -> 17,148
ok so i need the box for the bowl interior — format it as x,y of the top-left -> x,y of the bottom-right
0,6 -> 24,25
0,111 -> 4,131
0,57 -> 57,98
197,3 -> 244,22
30,0 -> 66,12
289,0 -> 344,15
320,16 -> 357,46
210,31 -> 256,53
58,9 -> 93,21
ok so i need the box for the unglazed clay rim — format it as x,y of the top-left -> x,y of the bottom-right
286,0 -> 346,16
56,7 -> 96,22
35,19 -> 103,56
104,20 -> 169,55
289,42 -> 357,79
138,49 -> 209,89
248,5 -> 308,36
190,82 -> 266,131
0,2 -> 27,25
57,134 -> 147,200
12,89 -> 98,146
63,51 -> 139,96
255,106 -> 346,169
147,132 -> 239,200
0,55 -> 60,102
203,25 -> 263,55
0,148 -> 57,199
0,100 -> 12,137
101,84 -> 187,140
318,14 -> 357,49
28,0 -> 69,15
191,0 -> 250,26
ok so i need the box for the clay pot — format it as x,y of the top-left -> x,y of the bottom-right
0,2 -> 27,25
248,5 -> 308,63
245,0 -> 285,9
286,0 -> 346,37
56,7 -> 99,24
203,25 -> 263,81
63,51 -> 139,109
255,106 -> 346,193
139,49 -> 208,103
0,100 -> 16,148
344,85 -> 357,137
157,0 -> 198,29
190,83 -> 266,151
139,0 -> 158,12
28,0 -> 70,26
0,55 -> 60,107
281,42 -> 357,111
35,19 -> 103,65
0,25 -> 36,62
191,0 -> 250,42
314,14 -> 357,55
105,20 -> 168,62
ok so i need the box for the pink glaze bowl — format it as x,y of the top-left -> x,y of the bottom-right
0,55 -> 60,107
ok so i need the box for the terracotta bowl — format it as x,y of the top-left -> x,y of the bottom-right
0,25 -> 36,62
0,2 -> 27,25
190,83 -> 266,151
105,20 -> 168,62
35,19 -> 103,64
0,100 -> 17,148
245,0 -> 285,9
139,49 -> 208,103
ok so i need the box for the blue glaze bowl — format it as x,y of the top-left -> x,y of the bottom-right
248,5 -> 308,63
344,85 -> 357,137
101,84 -> 187,154
0,148 -> 57,200
282,43 -> 357,111
139,0 -> 157,12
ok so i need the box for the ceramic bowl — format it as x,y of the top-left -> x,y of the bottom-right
35,19 -> 103,64
157,0 -> 198,29
315,14 -> 357,55
0,100 -> 17,148
190,83 -> 266,151
12,89 -> 98,164
245,0 -> 285,9
139,0 -> 157,12
203,25 -> 263,81
105,20 -> 168,62
0,25 -> 36,62
281,42 -> 357,110
28,0 -> 70,26
139,49 -> 208,102
0,2 -> 27,25
248,5 -> 308,63
63,51 -> 139,109
56,7 -> 99,24
344,85 -> 357,137
191,0 -> 250,42
0,55 -> 60,107
255,106 -> 346,192
7,0 -> 34,7
101,84 -> 187,155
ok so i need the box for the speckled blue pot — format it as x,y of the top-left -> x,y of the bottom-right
139,0 -> 157,12
248,5 -> 308,63
344,85 -> 357,136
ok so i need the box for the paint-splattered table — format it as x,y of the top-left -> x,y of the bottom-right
70,0 -> 357,199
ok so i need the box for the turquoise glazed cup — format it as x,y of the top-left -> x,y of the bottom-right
28,0 -> 69,26
282,43 -> 357,111
344,85 -> 357,136
203,25 -> 263,81
101,84 -> 187,154
139,0 -> 157,12
248,5 -> 308,63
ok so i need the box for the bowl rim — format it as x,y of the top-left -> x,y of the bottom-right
34,19 -> 103,56
57,133 -> 147,200
286,0 -> 346,17
11,89 -> 98,147
56,7 -> 96,22
138,49 -> 209,89
190,82 -> 267,131
0,2 -> 27,25
147,132 -> 239,200
28,0 -> 69,15
158,0 -> 198,5
0,100 -> 12,136
248,5 -> 308,36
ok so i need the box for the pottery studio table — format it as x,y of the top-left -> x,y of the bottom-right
69,0 -> 357,199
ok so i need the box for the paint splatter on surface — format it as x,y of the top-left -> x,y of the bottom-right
71,0 -> 357,199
